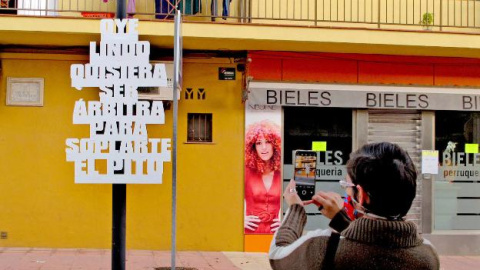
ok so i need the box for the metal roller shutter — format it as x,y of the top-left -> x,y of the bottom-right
367,109 -> 423,231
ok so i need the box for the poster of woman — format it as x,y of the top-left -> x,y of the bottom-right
244,106 -> 282,234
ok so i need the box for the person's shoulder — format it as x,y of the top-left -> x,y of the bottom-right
411,238 -> 440,269
420,238 -> 440,257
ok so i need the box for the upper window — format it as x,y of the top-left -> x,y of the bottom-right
187,113 -> 212,143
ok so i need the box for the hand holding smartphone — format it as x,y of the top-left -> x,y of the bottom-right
293,150 -> 317,201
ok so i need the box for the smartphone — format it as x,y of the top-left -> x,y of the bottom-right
294,150 -> 317,201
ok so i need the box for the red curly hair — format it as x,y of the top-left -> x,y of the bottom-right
245,120 -> 282,173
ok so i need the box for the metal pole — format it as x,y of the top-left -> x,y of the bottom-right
171,10 -> 182,270
112,1 -> 127,270
112,184 -> 126,270
117,0 -> 127,19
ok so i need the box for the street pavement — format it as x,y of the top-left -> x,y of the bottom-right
0,247 -> 478,270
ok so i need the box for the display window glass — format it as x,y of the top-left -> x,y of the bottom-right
283,107 -> 352,230
435,111 -> 480,230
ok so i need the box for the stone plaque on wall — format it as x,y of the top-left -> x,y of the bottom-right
6,78 -> 44,107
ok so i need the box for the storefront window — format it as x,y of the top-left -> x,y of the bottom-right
435,111 -> 480,230
283,107 -> 352,230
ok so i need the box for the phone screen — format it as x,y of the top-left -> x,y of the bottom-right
294,151 -> 317,201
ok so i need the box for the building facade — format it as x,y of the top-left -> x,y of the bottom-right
246,51 -> 480,254
1,0 -> 480,254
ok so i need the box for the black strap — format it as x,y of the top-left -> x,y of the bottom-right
322,232 -> 340,270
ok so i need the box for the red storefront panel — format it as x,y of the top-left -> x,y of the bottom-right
248,51 -> 480,87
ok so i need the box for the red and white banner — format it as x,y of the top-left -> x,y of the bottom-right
244,103 -> 282,235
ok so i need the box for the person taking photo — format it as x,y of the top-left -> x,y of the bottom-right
269,142 -> 440,270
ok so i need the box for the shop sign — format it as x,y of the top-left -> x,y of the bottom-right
438,151 -> 480,181
314,150 -> 346,180
218,67 -> 236,80
66,19 -> 170,184
284,150 -> 347,181
248,82 -> 480,111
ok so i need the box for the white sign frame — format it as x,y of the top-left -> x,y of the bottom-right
421,150 -> 439,175
6,77 -> 44,107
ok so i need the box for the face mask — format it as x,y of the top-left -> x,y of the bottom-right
345,193 -> 404,221
343,194 -> 359,220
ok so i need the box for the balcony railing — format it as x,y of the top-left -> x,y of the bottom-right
1,0 -> 479,32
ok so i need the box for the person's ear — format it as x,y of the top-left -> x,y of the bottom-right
356,185 -> 370,205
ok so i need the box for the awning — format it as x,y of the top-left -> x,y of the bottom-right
248,81 -> 480,111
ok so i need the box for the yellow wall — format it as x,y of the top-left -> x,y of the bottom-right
3,16 -> 480,59
0,54 -> 244,250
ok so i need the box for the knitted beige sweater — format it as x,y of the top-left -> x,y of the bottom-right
269,204 -> 440,270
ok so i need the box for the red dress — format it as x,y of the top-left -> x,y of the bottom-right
245,167 -> 281,234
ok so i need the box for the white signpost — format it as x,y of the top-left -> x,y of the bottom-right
66,14 -> 172,270
67,19 -> 171,184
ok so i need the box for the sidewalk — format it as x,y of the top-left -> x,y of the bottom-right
0,247 -> 478,270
